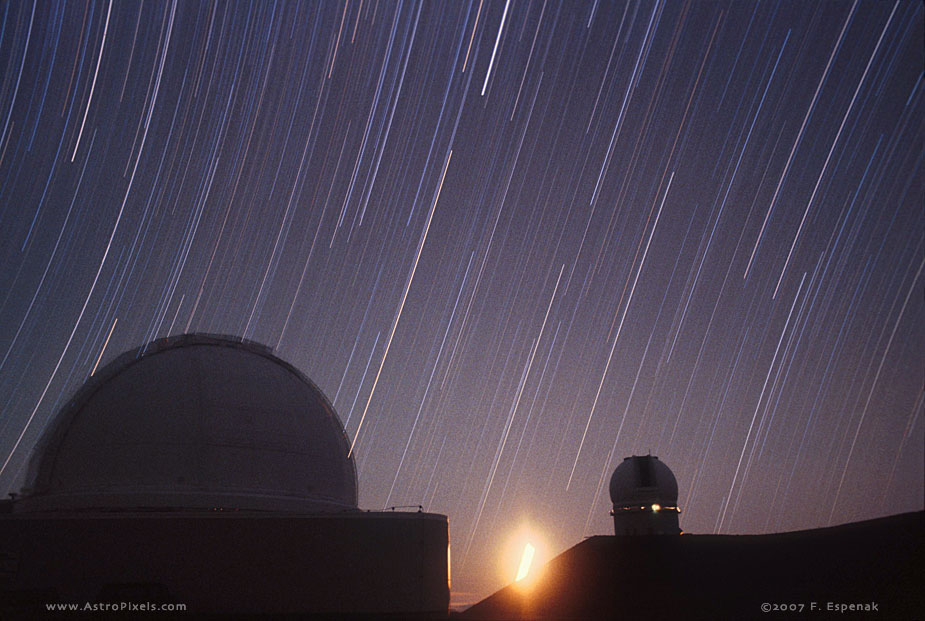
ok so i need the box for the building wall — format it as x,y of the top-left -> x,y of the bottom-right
611,508 -> 680,535
0,511 -> 449,617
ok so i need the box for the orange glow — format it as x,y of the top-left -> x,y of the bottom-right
651,504 -> 661,511
500,525 -> 548,589
515,543 -> 535,581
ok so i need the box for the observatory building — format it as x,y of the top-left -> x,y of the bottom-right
464,454 -> 922,620
0,334 -> 449,617
609,455 -> 681,535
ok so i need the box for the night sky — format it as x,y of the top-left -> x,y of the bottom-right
0,0 -> 922,604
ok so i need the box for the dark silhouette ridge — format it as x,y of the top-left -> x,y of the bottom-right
461,511 -> 923,620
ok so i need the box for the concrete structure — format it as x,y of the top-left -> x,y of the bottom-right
609,455 -> 681,535
0,334 -> 449,617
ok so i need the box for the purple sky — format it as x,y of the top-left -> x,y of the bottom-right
0,0 -> 921,603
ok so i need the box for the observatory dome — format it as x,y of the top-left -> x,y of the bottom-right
609,455 -> 678,509
18,334 -> 357,513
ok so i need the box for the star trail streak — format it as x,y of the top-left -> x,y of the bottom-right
0,0 -> 922,606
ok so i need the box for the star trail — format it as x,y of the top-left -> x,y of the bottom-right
0,0 -> 922,604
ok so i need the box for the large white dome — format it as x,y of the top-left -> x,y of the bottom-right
18,334 -> 357,513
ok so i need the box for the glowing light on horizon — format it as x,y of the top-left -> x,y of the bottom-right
502,526 -> 548,589
515,543 -> 536,582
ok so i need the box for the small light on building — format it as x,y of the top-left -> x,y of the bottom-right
651,504 -> 661,512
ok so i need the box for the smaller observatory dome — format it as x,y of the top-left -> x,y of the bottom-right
609,455 -> 681,535
18,334 -> 357,514
609,455 -> 678,509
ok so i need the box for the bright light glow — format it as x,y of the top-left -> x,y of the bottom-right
500,525 -> 549,589
651,504 -> 661,511
515,543 -> 536,581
